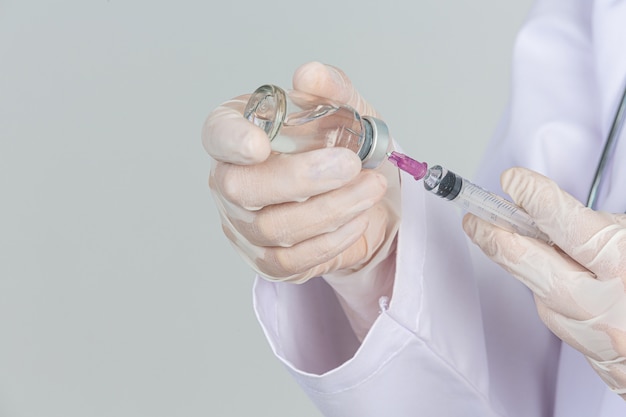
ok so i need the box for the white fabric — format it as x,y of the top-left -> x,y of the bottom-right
253,0 -> 626,415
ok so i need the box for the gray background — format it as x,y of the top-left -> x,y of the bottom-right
1,1 -> 532,416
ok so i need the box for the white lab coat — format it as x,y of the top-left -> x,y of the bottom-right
253,0 -> 626,415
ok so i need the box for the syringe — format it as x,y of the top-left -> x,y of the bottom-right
387,151 -> 550,243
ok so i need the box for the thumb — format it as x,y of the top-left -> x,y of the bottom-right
292,61 -> 379,117
499,167 -> 626,277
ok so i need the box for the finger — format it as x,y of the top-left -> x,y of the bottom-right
500,167 -> 626,279
535,296 -> 626,364
534,300 -> 602,359
607,213 -> 626,228
258,204 -> 390,282
201,95 -> 272,165
462,213 -> 622,320
230,169 -> 387,247
212,147 -> 361,210
245,212 -> 371,280
292,61 -> 380,117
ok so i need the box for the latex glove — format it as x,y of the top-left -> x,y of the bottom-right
463,167 -> 626,398
202,62 -> 401,339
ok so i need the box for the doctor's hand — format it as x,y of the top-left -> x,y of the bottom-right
463,167 -> 626,399
202,62 -> 400,340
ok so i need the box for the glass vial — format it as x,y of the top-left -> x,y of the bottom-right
243,84 -> 390,168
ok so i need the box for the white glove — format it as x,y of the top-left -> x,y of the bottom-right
463,167 -> 626,398
202,62 -> 401,339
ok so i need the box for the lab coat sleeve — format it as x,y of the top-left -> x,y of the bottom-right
253,173 -> 504,417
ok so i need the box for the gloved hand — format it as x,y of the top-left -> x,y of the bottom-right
202,62 -> 401,340
463,167 -> 626,398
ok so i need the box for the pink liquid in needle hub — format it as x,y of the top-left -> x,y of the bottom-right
387,151 -> 428,180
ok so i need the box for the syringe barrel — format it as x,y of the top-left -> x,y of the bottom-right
423,165 -> 551,243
